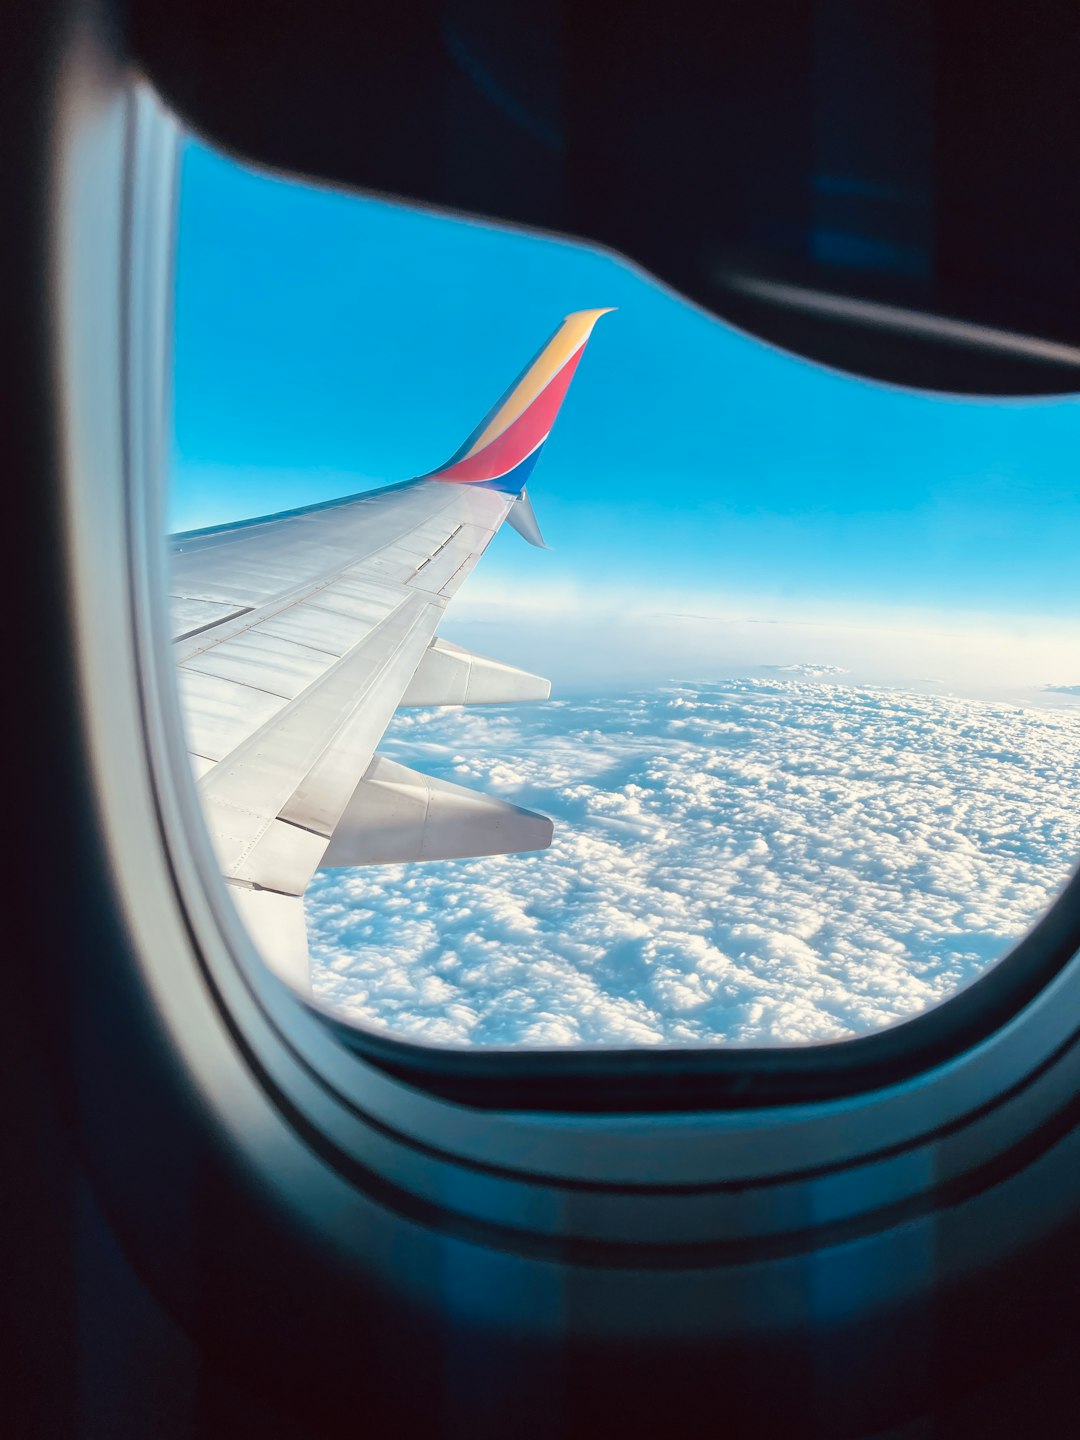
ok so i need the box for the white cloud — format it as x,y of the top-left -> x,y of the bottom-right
766,663 -> 850,676
305,680 -> 1080,1048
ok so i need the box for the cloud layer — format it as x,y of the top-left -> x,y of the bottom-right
305,680 -> 1080,1048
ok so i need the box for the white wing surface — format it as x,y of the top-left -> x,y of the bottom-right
170,310 -> 611,987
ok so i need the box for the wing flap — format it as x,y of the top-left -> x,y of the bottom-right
200,592 -> 439,895
228,887 -> 311,992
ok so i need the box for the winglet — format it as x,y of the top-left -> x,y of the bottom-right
427,308 -> 613,495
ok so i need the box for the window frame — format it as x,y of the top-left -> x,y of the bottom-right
72,76 -> 1080,1257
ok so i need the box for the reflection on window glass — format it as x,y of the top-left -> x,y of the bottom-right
170,136 -> 1080,1048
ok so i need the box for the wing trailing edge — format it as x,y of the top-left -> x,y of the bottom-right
228,886 -> 311,992
226,744 -> 554,992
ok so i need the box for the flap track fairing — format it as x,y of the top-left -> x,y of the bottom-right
321,755 -> 553,867
400,637 -> 550,707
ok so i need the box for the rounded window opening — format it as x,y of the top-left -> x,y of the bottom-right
166,135 -> 1080,1051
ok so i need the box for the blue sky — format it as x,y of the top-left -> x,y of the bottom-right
170,139 -> 1080,695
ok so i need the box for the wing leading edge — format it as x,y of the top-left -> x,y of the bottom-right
170,309 -> 611,989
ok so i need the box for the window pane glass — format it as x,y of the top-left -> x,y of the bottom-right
169,136 -> 1080,1048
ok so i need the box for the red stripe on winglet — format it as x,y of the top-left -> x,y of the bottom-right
433,347 -> 585,484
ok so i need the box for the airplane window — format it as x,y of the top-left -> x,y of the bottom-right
168,134 -> 1080,1051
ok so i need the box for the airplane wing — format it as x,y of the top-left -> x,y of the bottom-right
169,309 -> 611,988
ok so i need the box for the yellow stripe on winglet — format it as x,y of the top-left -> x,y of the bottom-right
461,308 -> 615,461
